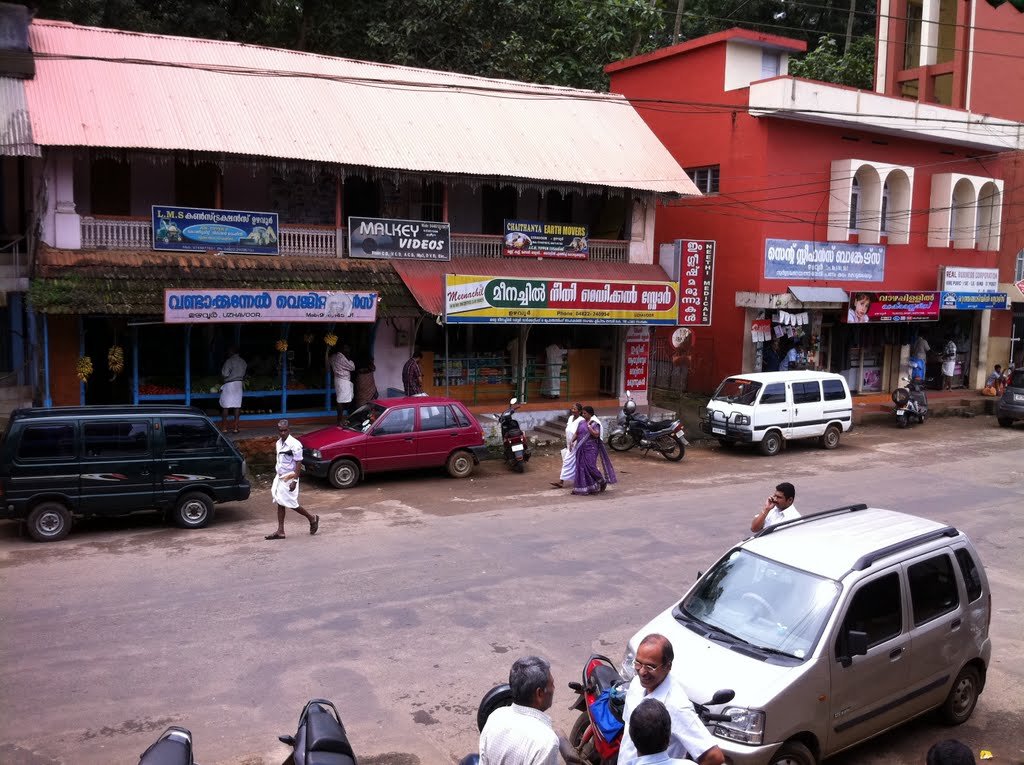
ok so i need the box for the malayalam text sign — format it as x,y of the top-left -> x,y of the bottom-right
765,238 -> 885,282
164,289 -> 378,323
940,292 -> 1009,310
941,267 -> 999,293
624,337 -> 650,391
443,274 -> 678,325
348,216 -> 451,261
152,206 -> 280,255
675,239 -> 715,326
845,290 -> 940,323
503,220 -> 589,259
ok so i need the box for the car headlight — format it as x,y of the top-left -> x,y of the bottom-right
733,414 -> 751,426
308,449 -> 321,459
713,707 -> 765,745
621,645 -> 637,682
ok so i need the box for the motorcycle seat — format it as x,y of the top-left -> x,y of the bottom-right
138,738 -> 190,765
644,418 -> 676,431
306,707 -> 356,759
307,754 -> 356,765
504,428 -> 523,439
590,663 -> 624,694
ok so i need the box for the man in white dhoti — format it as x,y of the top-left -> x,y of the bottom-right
550,402 -> 582,489
330,343 -> 356,425
265,420 -> 319,540
543,342 -> 565,398
219,346 -> 247,433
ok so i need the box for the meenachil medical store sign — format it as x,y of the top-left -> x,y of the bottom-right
443,274 -> 678,325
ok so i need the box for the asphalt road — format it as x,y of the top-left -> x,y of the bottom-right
0,416 -> 1022,765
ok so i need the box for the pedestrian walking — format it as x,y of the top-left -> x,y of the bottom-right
403,350 -> 424,396
941,336 -> 958,390
750,482 -> 800,533
219,346 -> 246,433
330,343 -> 356,425
550,402 -> 583,489
265,420 -> 319,540
570,405 -> 617,496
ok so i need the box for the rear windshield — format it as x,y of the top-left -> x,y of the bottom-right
712,378 -> 762,405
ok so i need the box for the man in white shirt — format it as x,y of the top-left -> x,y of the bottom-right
619,635 -> 724,765
265,420 -> 319,540
480,656 -> 560,765
750,482 -> 800,533
628,698 -> 696,764
330,343 -> 356,425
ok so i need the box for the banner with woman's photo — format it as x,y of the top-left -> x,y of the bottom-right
845,291 -> 941,323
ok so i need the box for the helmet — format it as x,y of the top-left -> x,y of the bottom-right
624,399 -> 637,414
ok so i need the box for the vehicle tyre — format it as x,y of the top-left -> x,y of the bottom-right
759,430 -> 783,456
446,450 -> 474,479
657,435 -> 685,461
512,460 -> 525,474
476,683 -> 514,733
608,432 -> 634,451
820,424 -> 841,449
173,491 -> 213,529
940,665 -> 980,725
568,711 -> 600,765
26,501 -> 72,543
328,458 -> 360,489
769,740 -> 815,765
897,416 -> 909,429
998,417 -> 1013,427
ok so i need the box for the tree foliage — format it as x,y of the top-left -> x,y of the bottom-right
29,0 -> 878,90
789,35 -> 875,90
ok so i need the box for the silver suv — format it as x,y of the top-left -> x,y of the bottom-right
622,505 -> 991,765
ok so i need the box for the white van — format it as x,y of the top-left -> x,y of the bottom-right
700,371 -> 852,455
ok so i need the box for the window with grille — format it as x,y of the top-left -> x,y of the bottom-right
686,165 -> 720,194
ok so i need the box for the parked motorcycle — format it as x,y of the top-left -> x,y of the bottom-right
892,377 -> 929,428
278,698 -> 357,765
607,392 -> 688,461
496,397 -> 531,473
139,726 -> 196,765
566,654 -> 735,764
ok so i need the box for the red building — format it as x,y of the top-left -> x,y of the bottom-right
608,6 -> 1024,395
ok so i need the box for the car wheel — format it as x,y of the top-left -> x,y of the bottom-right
328,458 -> 360,489
998,417 -> 1013,427
770,740 -> 815,765
446,450 -> 474,479
568,711 -> 600,764
608,432 -> 634,451
657,435 -> 685,461
759,430 -> 783,456
940,665 -> 980,725
173,491 -> 213,529
820,424 -> 841,449
26,501 -> 72,543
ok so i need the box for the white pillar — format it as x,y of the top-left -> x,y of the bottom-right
972,309 -> 990,389
53,153 -> 81,249
920,0 -> 940,67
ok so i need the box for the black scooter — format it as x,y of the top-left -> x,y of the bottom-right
496,397 -> 531,473
892,377 -> 929,428
607,392 -> 688,462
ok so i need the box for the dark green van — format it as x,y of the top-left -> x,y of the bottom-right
0,406 -> 251,542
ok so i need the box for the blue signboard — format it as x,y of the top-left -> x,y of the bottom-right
152,205 -> 280,255
764,239 -> 886,282
940,292 -> 1009,310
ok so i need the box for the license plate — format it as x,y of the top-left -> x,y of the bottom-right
712,426 -> 725,435
1015,394 -> 1024,402
511,443 -> 524,452
897,408 -> 907,415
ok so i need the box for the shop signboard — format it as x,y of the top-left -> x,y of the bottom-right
940,292 -> 1009,311
152,205 -> 280,255
844,290 -> 940,323
1015,278 -> 1024,299
940,267 -> 999,293
764,239 -> 885,282
624,327 -> 650,391
503,220 -> 589,259
443,274 -> 678,325
675,239 -> 715,326
164,289 -> 378,324
348,216 -> 451,261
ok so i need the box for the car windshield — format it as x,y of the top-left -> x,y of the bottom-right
711,378 -> 762,405
679,549 -> 840,660
345,403 -> 388,432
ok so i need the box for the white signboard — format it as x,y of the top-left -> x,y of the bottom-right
941,267 -> 999,293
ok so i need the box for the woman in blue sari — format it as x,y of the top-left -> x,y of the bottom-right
571,406 -> 617,495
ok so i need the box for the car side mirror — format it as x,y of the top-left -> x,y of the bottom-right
838,629 -> 868,668
278,735 -> 295,746
710,689 -> 735,705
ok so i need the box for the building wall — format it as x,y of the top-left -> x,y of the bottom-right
967,2 -> 1024,121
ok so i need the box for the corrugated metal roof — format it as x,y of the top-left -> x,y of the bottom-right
788,286 -> 850,304
393,257 -> 675,316
24,20 -> 699,196
0,77 -> 39,156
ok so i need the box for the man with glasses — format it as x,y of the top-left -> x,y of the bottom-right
265,419 -> 319,540
618,635 -> 724,765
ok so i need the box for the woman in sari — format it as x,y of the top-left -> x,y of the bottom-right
550,402 -> 583,488
571,406 -> 617,495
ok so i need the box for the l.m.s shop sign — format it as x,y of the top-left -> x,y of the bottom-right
443,274 -> 678,325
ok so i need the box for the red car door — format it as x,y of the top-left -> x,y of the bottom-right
363,406 -> 418,473
415,404 -> 465,467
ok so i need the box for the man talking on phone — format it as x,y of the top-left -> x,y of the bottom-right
750,482 -> 799,533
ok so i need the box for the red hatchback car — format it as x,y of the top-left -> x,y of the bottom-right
299,396 -> 488,489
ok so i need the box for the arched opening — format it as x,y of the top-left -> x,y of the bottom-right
883,169 -> 912,245
975,182 -> 1001,251
851,165 -> 882,243
950,178 -> 976,249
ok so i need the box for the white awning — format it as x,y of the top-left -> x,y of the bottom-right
788,287 -> 850,304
